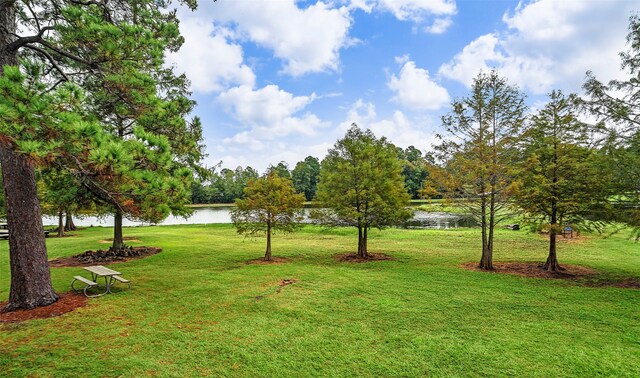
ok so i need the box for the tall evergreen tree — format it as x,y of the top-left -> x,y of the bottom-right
399,146 -> 430,199
583,15 -> 640,238
313,125 -> 412,258
266,161 -> 292,179
432,71 -> 526,270
513,91 -> 612,271
0,0 -> 200,310
291,156 -> 321,201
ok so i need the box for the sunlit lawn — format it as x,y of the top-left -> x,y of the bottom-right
0,224 -> 639,377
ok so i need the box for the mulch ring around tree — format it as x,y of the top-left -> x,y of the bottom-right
99,236 -> 142,244
335,252 -> 394,263
460,261 -> 640,289
246,257 -> 291,265
50,246 -> 161,267
0,293 -> 88,323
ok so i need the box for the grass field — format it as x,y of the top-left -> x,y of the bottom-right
1,224 -> 639,377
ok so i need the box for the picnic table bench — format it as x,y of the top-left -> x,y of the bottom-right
71,265 -> 131,297
0,225 -> 51,239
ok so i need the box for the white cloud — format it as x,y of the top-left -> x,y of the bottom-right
438,33 -> 504,87
341,100 -> 439,152
369,111 -> 438,149
438,0 -> 634,94
214,84 -> 331,171
374,0 -> 456,21
166,18 -> 255,93
388,60 -> 450,110
217,84 -> 324,138
424,17 -> 453,34
196,1 -> 354,76
352,0 -> 457,33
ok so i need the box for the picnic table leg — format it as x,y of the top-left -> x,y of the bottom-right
85,285 -> 109,298
104,276 -> 113,294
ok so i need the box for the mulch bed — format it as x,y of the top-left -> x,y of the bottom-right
246,257 -> 291,265
0,293 -> 88,323
50,246 -> 161,267
461,261 -> 640,289
335,252 -> 394,263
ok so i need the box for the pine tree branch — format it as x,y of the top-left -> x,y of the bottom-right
4,26 -> 55,52
22,44 -> 70,82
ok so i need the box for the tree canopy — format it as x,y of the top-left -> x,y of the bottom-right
313,124 -> 412,258
432,71 -> 526,269
0,0 -> 200,310
583,14 -> 640,238
291,156 -> 321,201
231,173 -> 305,261
513,91 -> 612,270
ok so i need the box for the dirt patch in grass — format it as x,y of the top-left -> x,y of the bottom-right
99,237 -> 142,244
256,278 -> 298,300
461,261 -> 639,289
279,278 -> 297,287
335,252 -> 394,263
50,246 -> 161,267
0,292 -> 88,323
246,257 -> 291,265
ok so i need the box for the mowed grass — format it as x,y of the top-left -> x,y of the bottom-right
0,224 -> 639,377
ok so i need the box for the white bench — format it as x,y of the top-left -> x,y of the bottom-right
71,275 -> 100,297
111,275 -> 131,289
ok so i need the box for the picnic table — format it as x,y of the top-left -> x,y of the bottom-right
71,265 -> 130,297
0,223 -> 50,239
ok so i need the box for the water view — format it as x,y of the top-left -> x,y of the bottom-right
40,207 -> 475,229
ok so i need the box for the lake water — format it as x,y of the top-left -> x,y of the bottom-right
39,206 -> 475,229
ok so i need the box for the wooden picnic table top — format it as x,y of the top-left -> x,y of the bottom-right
84,265 -> 121,276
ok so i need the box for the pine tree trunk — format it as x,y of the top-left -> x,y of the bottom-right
543,230 -> 562,271
0,146 -> 58,311
1,6 -> 58,311
479,203 -> 493,270
264,221 -> 272,261
357,226 -> 368,258
543,200 -> 562,271
57,211 -> 64,237
65,212 -> 76,231
112,209 -> 125,252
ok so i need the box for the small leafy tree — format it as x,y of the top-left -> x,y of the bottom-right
231,173 -> 305,261
432,71 -> 526,270
313,124 -> 412,258
513,91 -> 612,271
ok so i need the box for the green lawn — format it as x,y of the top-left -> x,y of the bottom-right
1,224 -> 639,377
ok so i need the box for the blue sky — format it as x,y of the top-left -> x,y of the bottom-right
167,0 -> 637,172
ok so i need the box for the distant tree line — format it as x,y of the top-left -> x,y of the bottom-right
191,146 -> 434,204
